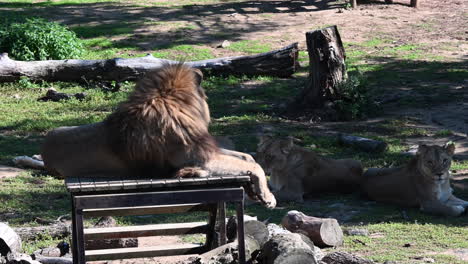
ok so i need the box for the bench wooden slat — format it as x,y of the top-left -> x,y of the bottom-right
84,222 -> 208,240
83,203 -> 210,217
85,244 -> 204,261
74,188 -> 244,209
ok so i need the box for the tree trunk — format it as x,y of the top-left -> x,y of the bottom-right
281,210 -> 343,248
258,233 -> 317,264
410,0 -> 419,8
351,0 -> 357,8
0,43 -> 298,83
295,26 -> 347,109
13,223 -> 70,241
321,251 -> 374,264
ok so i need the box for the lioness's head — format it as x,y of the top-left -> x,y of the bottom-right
257,136 -> 295,174
416,143 -> 455,182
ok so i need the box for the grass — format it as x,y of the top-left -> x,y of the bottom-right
0,1 -> 467,263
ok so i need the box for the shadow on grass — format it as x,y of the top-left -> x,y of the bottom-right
0,0 -> 341,50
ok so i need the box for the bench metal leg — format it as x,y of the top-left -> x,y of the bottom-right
71,196 -> 79,264
236,200 -> 245,264
73,197 -> 86,264
218,202 -> 227,245
205,204 -> 217,250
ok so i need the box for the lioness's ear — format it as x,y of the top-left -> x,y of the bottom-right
193,68 -> 203,86
258,134 -> 273,146
444,142 -> 455,156
417,144 -> 428,155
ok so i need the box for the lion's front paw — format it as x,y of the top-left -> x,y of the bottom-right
452,205 -> 466,216
174,167 -> 209,178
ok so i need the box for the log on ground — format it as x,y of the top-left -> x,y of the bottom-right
281,210 -> 343,248
193,219 -> 268,264
338,134 -> 388,153
0,43 -> 299,83
321,251 -> 374,264
13,223 -> 70,242
258,233 -> 317,264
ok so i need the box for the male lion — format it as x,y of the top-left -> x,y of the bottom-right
362,143 -> 467,216
256,136 -> 363,202
41,63 -> 276,208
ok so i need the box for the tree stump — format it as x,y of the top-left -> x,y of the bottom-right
281,210 -> 343,248
295,26 -> 347,109
258,233 -> 317,264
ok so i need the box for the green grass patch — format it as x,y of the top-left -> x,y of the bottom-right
228,40 -> 272,54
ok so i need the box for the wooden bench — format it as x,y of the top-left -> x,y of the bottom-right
65,176 -> 251,264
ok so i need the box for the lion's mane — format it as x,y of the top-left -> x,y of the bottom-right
105,63 -> 218,174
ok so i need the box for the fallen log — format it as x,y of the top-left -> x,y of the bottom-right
85,216 -> 138,250
321,251 -> 374,264
281,210 -> 343,248
32,256 -> 72,264
258,233 -> 317,264
0,43 -> 299,83
338,134 -> 388,153
13,223 -> 70,241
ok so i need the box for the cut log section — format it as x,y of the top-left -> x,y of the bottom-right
0,43 -> 299,83
281,210 -> 343,248
0,222 -> 22,256
193,219 -> 268,264
257,233 -> 317,264
321,251 -> 374,264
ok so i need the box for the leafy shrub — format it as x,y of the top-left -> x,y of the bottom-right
334,74 -> 381,120
0,18 -> 84,61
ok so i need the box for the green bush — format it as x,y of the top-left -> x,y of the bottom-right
334,74 -> 381,120
0,18 -> 84,61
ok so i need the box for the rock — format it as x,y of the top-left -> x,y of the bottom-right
33,247 -> 61,258
422,257 -> 435,263
216,40 -> 231,48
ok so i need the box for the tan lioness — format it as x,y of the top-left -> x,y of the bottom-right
256,136 -> 363,202
362,143 -> 467,216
